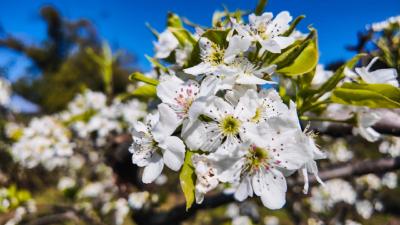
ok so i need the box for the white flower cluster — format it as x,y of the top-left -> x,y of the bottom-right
61,90 -> 146,146
310,179 -> 356,213
369,15 -> 400,32
0,76 -> 11,107
10,116 -> 74,170
129,11 -> 325,210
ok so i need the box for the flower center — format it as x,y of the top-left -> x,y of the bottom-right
219,115 -> 241,136
208,44 -> 225,66
245,145 -> 271,173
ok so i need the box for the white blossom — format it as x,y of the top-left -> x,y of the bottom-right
11,116 -> 74,170
128,191 -> 150,210
345,57 -> 398,87
129,112 -> 185,183
382,172 -> 397,189
154,30 -> 179,59
356,200 -> 374,219
0,77 -> 11,107
310,179 -> 356,212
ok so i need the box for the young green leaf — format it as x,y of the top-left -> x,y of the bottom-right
129,72 -> 159,86
167,12 -> 184,28
254,0 -> 268,15
179,151 -> 196,211
331,83 -> 400,108
276,37 -> 318,76
131,85 -> 157,98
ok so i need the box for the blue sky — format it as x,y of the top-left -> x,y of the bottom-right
0,0 -> 399,79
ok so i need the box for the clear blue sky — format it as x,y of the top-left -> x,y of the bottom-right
0,0 -> 399,80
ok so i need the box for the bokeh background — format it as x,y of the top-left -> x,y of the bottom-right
1,0 -> 399,112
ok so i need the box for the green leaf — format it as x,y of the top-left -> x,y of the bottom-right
283,15 -> 305,37
331,83 -> 400,108
169,27 -> 197,46
254,0 -> 268,15
179,151 -> 196,211
167,12 -> 184,28
129,72 -> 159,86
275,34 -> 319,76
145,55 -> 168,73
131,85 -> 157,98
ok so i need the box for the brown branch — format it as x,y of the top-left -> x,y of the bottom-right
132,156 -> 400,225
24,211 -> 80,225
314,109 -> 400,137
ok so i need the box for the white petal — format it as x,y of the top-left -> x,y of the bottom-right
259,169 -> 287,209
236,74 -> 268,85
234,89 -> 258,121
156,75 -> 184,104
142,153 -> 164,184
184,62 -> 213,75
224,35 -> 252,63
162,136 -> 185,171
198,76 -> 220,97
273,36 -> 294,49
152,104 -> 181,142
260,39 -> 281,54
182,120 -> 208,150
370,69 -> 399,87
234,176 -> 253,201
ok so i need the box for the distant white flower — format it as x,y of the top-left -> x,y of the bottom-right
225,203 -> 240,219
118,99 -> 147,126
129,113 -> 185,183
379,136 -> 400,157
356,200 -> 373,219
328,138 -> 354,163
11,116 -> 74,170
353,107 -> 381,142
154,30 -> 179,59
345,57 -> 398,87
356,174 -> 381,190
382,172 -> 397,189
0,77 -> 11,106
79,182 -> 105,198
114,198 -> 129,225
310,179 -> 356,212
128,191 -> 150,210
154,174 -> 168,185
232,216 -> 252,225
264,216 -> 279,225
57,177 -> 76,191
369,15 -> 400,32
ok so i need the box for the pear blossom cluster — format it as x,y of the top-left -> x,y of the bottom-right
129,11 -> 325,209
9,116 -> 75,170
60,90 -> 146,146
369,15 -> 400,32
